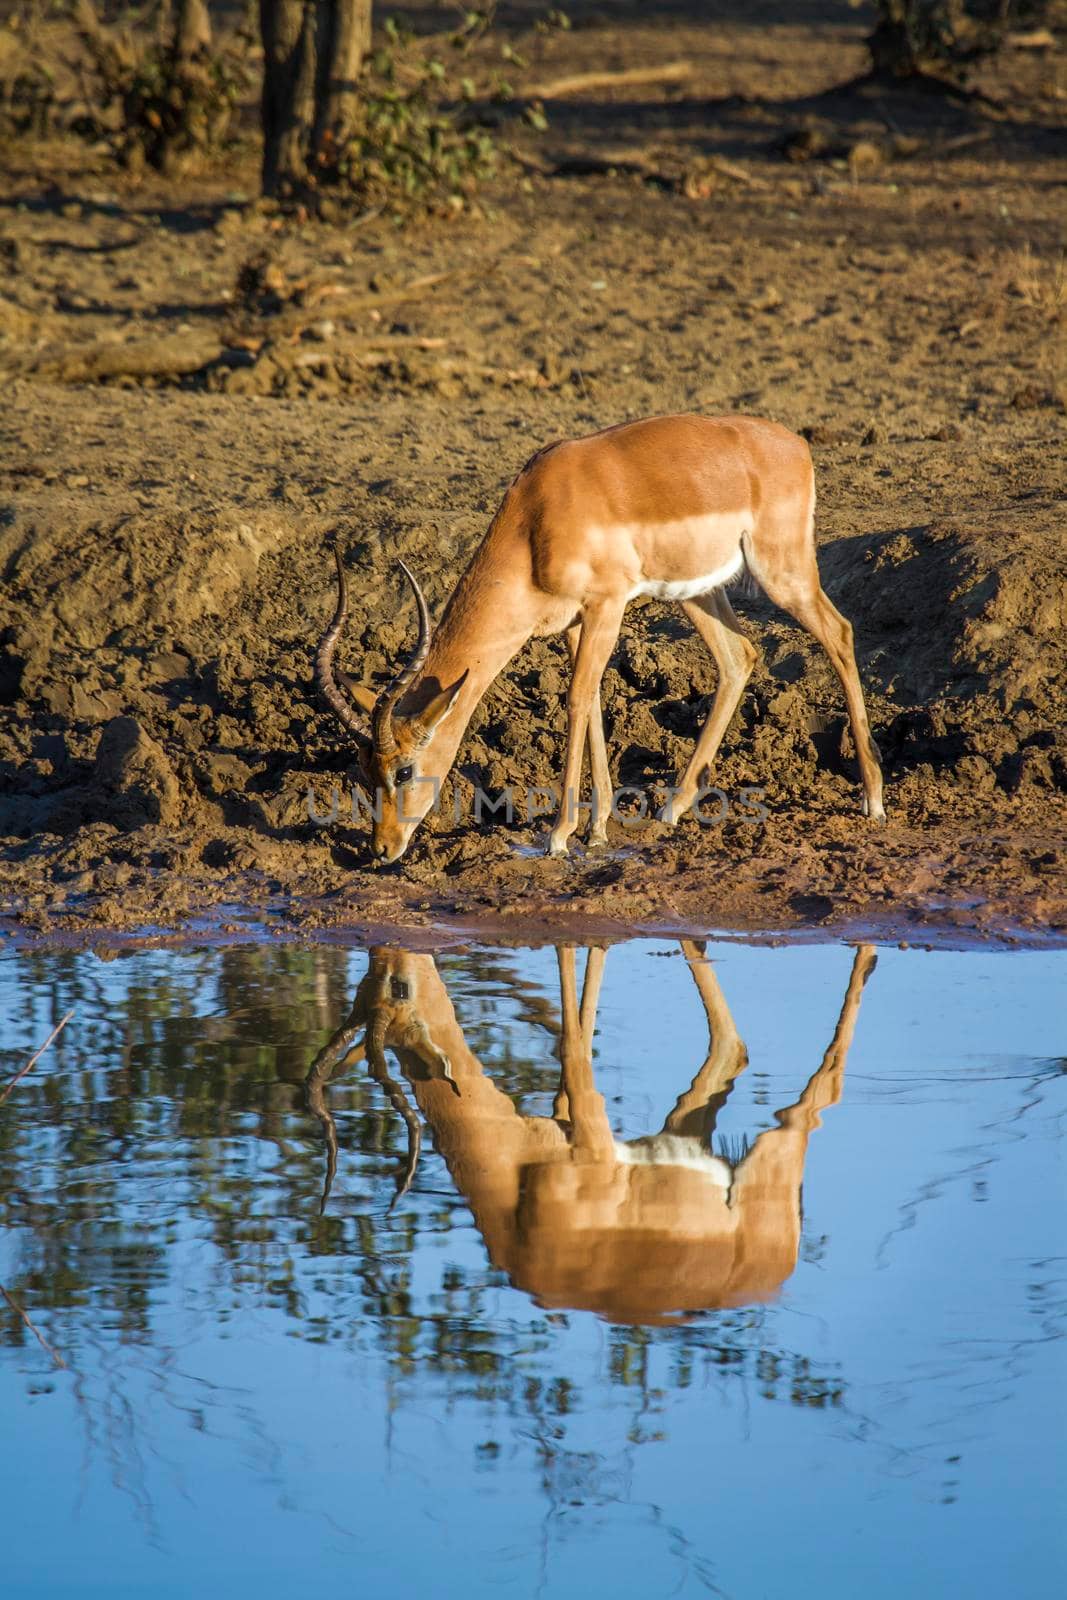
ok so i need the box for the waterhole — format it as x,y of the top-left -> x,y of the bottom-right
1,938 -> 1063,1598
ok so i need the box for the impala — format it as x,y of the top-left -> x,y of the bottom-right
305,942 -> 876,1322
316,413 -> 885,862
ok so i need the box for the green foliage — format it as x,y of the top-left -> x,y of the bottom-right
322,16 -> 506,211
313,7 -> 557,213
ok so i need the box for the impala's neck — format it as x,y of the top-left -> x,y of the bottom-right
400,523 -> 541,771
393,962 -> 568,1273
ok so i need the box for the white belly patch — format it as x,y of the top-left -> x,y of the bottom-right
627,548 -> 744,603
616,1136 -> 732,1186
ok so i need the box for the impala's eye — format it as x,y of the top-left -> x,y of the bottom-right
395,764 -> 414,787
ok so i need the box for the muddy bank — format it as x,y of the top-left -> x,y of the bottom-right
1,391 -> 1063,942
1,4 -> 1064,941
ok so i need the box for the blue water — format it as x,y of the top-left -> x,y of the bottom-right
0,938 -> 1064,1598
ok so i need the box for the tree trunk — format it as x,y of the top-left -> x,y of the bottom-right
259,0 -> 371,198
314,0 -> 371,156
173,0 -> 213,62
259,0 -> 316,196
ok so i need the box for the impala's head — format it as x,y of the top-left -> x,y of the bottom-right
315,549 -> 464,864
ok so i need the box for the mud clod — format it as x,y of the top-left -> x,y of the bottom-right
92,716 -> 182,829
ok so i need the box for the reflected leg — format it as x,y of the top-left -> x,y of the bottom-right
556,945 -> 614,1157
659,939 -> 749,1141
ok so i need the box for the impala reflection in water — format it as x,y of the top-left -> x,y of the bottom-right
3,940 -> 1064,1599
305,942 -> 875,1323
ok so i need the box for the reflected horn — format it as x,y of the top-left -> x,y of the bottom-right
372,561 -> 432,758
315,546 -> 371,752
366,1013 -> 423,1209
304,1011 -> 365,1215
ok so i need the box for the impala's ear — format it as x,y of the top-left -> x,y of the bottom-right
412,672 -> 468,745
337,670 -> 378,715
354,746 -> 374,787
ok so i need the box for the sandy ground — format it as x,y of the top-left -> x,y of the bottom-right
1,2 -> 1064,945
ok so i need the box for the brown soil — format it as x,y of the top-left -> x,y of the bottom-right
1,3 -> 1065,945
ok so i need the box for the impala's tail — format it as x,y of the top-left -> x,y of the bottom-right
730,548 -> 763,601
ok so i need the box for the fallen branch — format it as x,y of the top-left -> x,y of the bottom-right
0,1284 -> 68,1369
523,62 -> 691,100
0,1009 -> 73,1104
333,334 -> 447,352
705,154 -> 769,189
511,145 -> 768,191
38,231 -> 145,256
1004,29 -> 1056,50
930,129 -> 995,158
506,145 -> 557,176
549,148 -> 661,178
267,267 -> 478,337
31,329 -> 455,387
33,334 -> 226,384
369,355 -> 553,386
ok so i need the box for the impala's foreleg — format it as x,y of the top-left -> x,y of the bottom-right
659,590 -> 757,824
564,623 -> 613,849
549,602 -> 625,857
556,946 -> 614,1156
552,943 -> 606,1121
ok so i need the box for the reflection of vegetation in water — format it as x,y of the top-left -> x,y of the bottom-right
437,946 -> 564,1109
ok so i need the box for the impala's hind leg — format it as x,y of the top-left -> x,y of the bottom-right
659,940 -> 749,1141
782,944 -> 878,1132
659,590 -> 757,823
747,499 -> 884,821
774,584 -> 884,822
565,623 -> 613,848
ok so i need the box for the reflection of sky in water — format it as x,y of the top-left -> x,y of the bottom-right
0,941 -> 1063,1599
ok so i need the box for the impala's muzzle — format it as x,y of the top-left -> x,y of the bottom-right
371,799 -> 426,866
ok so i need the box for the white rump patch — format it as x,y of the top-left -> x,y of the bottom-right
616,1135 -> 732,1186
627,548 -> 745,603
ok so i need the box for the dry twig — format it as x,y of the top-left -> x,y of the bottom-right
1,1009 -> 74,1104
0,1284 -> 68,1370
523,62 -> 691,100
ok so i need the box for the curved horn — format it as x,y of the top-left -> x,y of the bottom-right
315,546 -> 371,751
366,1012 -> 423,1209
372,560 -> 432,757
304,1008 -> 366,1215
